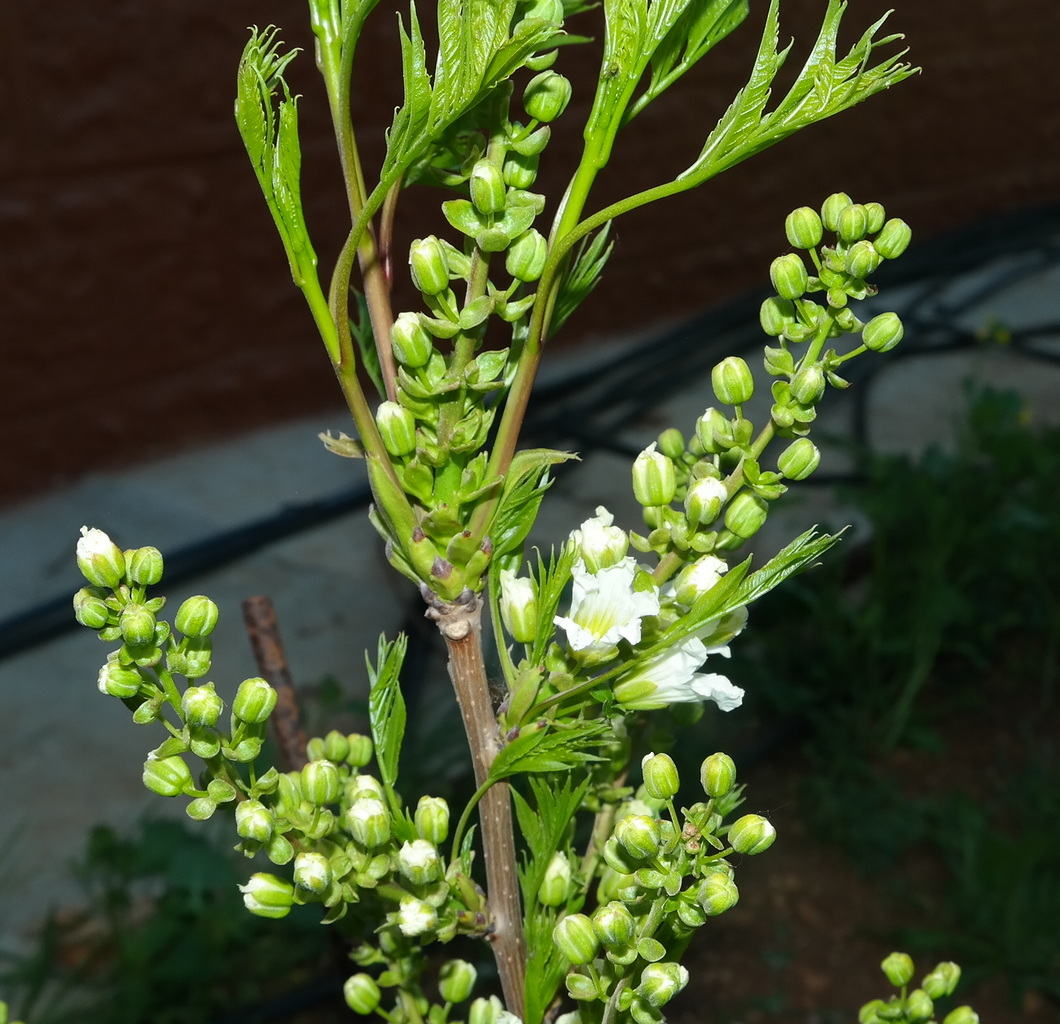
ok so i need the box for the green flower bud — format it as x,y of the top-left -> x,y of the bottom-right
880,951 -> 915,987
700,752 -> 737,798
785,206 -> 824,249
409,236 -> 450,295
235,799 -> 274,844
875,217 -> 912,259
632,443 -> 677,507
240,873 -> 295,919
859,1000 -> 888,1023
344,973 -> 381,1015
469,996 -> 504,1024
301,759 -> 341,805
97,655 -> 142,698
498,570 -> 538,644
346,733 -> 374,767
118,603 -> 155,647
790,364 -> 826,405
536,850 -> 572,907
505,228 -> 548,282
614,814 -> 661,861
837,203 -> 869,243
593,900 -> 635,947
845,239 -> 882,280
377,401 -> 417,457
942,1007 -> 979,1024
293,850 -> 332,894
570,506 -> 629,572
695,407 -> 734,454
523,71 -> 571,122
510,124 -> 551,156
396,895 -> 437,936
723,491 -> 768,540
674,554 -> 728,606
175,595 -> 219,638
684,475 -> 727,525
435,959 -> 476,1004
347,774 -> 385,802
73,587 -> 111,630
602,835 -> 641,875
906,989 -> 934,1022
314,730 -> 348,763
777,437 -> 821,480
554,913 -> 599,965
862,311 -> 904,352
760,296 -> 796,337
711,356 -> 755,405
76,527 -> 126,589
637,962 -> 688,1008
142,754 -> 192,797
347,797 -> 391,847
469,158 -> 506,215
181,682 -> 223,728
413,795 -> 450,845
770,253 -> 809,300
821,192 -> 853,232
503,149 -> 540,189
697,872 -> 739,915
185,796 -> 216,820
863,201 -> 886,234
391,312 -> 434,367
233,677 -> 277,724
728,813 -> 776,854
922,962 -> 961,1000
398,838 -> 442,885
641,752 -> 680,800
128,546 -> 164,586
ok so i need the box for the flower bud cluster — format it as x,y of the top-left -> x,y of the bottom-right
859,954 -> 977,1024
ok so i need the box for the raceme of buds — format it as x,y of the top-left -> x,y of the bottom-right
862,311 -> 904,352
397,839 -> 443,885
77,527 -> 126,589
641,752 -> 680,800
301,759 -> 341,805
523,70 -> 572,122
498,570 -> 538,644
505,228 -> 548,282
175,595 -> 219,638
880,951 -> 915,987
684,475 -> 727,525
777,437 -> 821,480
700,752 -> 736,798
128,546 -> 164,586
414,795 -> 450,843
537,851 -> 572,907
469,158 -> 506,215
391,312 -> 434,367
396,895 -> 438,936
376,401 -> 417,457
409,236 -> 450,295
240,873 -> 295,919
439,959 -> 477,1004
553,913 -> 600,965
784,206 -> 824,249
142,754 -> 193,797
235,799 -> 275,844
727,813 -> 776,854
875,217 -> 912,259
820,192 -> 853,232
232,677 -> 278,724
632,443 -> 677,507
770,253 -> 809,300
637,962 -> 689,1008
711,356 -> 755,405
922,962 -> 961,999
723,491 -> 768,540
182,683 -> 223,728
347,797 -> 391,847
344,973 -> 382,1015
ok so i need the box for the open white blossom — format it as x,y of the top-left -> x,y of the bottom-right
613,635 -> 745,711
569,506 -> 629,572
554,557 -> 660,659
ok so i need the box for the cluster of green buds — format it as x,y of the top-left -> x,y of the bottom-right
860,953 -> 978,1024
553,752 -> 773,1024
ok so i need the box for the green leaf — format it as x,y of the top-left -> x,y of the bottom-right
529,541 -> 578,662
366,633 -> 409,795
489,448 -> 576,562
550,223 -> 614,336
487,720 -> 609,781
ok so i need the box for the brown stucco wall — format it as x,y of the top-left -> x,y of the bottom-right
3,0 -> 1059,505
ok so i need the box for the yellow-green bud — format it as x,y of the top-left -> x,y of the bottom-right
570,506 -> 629,572
674,554 -> 728,606
128,546 -> 164,586
770,253 -> 809,300
614,814 -> 661,861
554,913 -> 599,965
414,797 -> 448,842
320,730 -> 350,763
293,850 -> 333,894
875,217 -> 912,259
523,70 -> 571,122
837,203 -> 869,243
347,797 -> 391,847
175,595 -> 219,638
637,963 -> 688,1008
862,311 -> 904,352
684,475 -> 727,525
377,401 -> 417,457
592,901 -> 635,947
233,676 -> 277,724
347,774 -> 385,802
505,228 -> 548,282
76,527 -> 126,589
727,813 -> 776,854
942,1007 -> 979,1024
235,799 -> 274,844
695,407 -> 734,453
97,656 -> 142,698
777,437 -> 821,480
641,752 -> 680,800
537,851 -> 572,907
439,960 -> 477,1004
844,239 -> 881,280
700,751 -> 736,797
503,149 -> 540,189
697,872 -> 739,915
346,733 -> 374,767
905,990 -> 934,1022
922,962 -> 961,1000
469,158 -> 506,215
142,754 -> 192,797
881,951 -> 915,987
240,872 -> 295,919
398,838 -> 442,885
391,312 -> 434,367
632,443 -> 677,507
821,192 -> 853,231
760,296 -> 796,337
498,570 -> 537,644
182,682 -> 223,728
711,355 -> 755,405
863,201 -> 886,233
790,364 -> 826,405
859,999 -> 889,1023
724,491 -> 768,539
301,759 -> 341,805
469,995 -> 504,1024
74,587 -> 110,630
409,236 -> 450,295
785,206 -> 824,249
344,973 -> 381,1015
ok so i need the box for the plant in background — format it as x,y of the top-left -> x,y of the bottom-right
63,0 -> 982,1021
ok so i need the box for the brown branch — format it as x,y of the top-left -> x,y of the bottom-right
423,587 -> 526,1019
242,595 -> 308,772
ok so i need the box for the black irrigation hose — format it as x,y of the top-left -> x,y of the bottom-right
2,202 -> 1059,663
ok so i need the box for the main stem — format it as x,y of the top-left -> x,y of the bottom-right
425,593 -> 526,1018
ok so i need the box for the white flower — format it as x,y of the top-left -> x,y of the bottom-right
554,557 -> 660,660
396,895 -> 437,936
613,636 -> 745,711
569,506 -> 629,572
